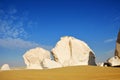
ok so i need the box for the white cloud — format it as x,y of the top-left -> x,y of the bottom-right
0,38 -> 39,49
0,8 -> 53,50
104,38 -> 116,43
0,38 -> 53,50
9,8 -> 17,14
105,49 -> 114,55
0,8 -> 28,39
96,49 -> 114,63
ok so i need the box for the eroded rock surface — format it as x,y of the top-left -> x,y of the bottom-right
107,56 -> 120,66
42,59 -> 62,69
23,47 -> 50,69
51,36 -> 96,67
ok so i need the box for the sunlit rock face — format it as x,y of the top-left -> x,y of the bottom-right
107,56 -> 120,66
1,64 -> 10,70
51,36 -> 96,67
42,59 -> 62,69
23,47 -> 51,69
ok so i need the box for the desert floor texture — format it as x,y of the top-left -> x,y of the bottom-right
0,66 -> 120,80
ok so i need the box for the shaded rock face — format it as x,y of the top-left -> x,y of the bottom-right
51,36 -> 96,67
23,47 -> 50,69
1,64 -> 10,70
107,31 -> 120,67
115,31 -> 120,58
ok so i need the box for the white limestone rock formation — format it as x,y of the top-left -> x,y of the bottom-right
107,31 -> 120,67
51,36 -> 96,67
23,47 -> 51,69
42,59 -> 62,69
107,56 -> 120,66
1,64 -> 10,70
97,62 -> 104,67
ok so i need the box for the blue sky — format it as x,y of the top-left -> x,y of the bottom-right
0,0 -> 120,67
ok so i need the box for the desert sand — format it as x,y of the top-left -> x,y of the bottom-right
0,66 -> 120,80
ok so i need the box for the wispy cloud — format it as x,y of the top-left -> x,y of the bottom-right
0,38 -> 39,49
96,49 -> 114,63
0,8 -> 52,50
0,38 -> 53,50
104,38 -> 116,43
9,8 -> 17,14
0,8 -> 28,39
114,16 -> 120,21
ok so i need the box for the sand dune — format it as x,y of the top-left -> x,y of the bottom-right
0,66 -> 120,80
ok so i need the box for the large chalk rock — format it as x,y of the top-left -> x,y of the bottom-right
1,64 -> 10,70
23,47 -> 51,69
51,36 -> 96,67
43,59 -> 62,69
107,56 -> 120,66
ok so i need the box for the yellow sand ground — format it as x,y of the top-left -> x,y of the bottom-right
0,66 -> 120,80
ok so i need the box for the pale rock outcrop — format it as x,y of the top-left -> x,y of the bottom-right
97,62 -> 111,67
1,64 -> 10,70
97,63 -> 104,67
115,30 -> 120,58
107,31 -> 120,67
23,47 -> 51,69
107,56 -> 120,66
42,59 -> 62,69
51,36 -> 96,67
